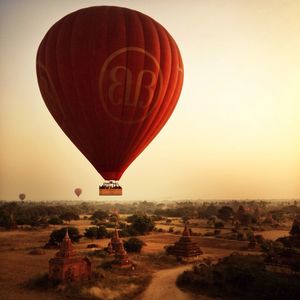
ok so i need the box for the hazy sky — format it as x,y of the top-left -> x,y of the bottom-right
1,0 -> 300,201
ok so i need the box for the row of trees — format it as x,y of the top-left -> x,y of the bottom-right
0,202 -> 80,229
84,214 -> 155,239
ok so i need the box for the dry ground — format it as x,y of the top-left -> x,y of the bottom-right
0,217 -> 289,300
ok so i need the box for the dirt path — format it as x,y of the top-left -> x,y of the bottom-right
137,265 -> 213,300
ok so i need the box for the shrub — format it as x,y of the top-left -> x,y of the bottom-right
90,210 -> 109,221
48,216 -> 63,225
177,253 -> 300,300
130,215 -> 155,235
217,206 -> 234,221
49,227 -> 80,244
24,273 -> 57,290
214,221 -> 224,229
84,226 -> 108,239
28,249 -> 45,255
84,227 -> 99,240
60,212 -> 79,223
124,237 -> 146,253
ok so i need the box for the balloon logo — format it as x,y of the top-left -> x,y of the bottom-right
99,47 -> 164,123
36,6 -> 184,195
74,188 -> 82,198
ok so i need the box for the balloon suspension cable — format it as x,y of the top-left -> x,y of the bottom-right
99,180 -> 123,196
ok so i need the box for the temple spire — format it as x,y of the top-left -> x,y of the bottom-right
65,228 -> 70,239
113,232 -> 131,267
182,222 -> 191,237
56,228 -> 76,258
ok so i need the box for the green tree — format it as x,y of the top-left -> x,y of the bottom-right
84,227 -> 99,240
124,237 -> 145,253
130,215 -> 155,235
84,226 -> 108,239
218,206 -> 234,222
97,225 -> 108,238
60,212 -> 80,223
48,216 -> 63,225
49,227 -> 80,244
91,210 -> 109,221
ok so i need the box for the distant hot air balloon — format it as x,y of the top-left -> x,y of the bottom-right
74,188 -> 82,198
19,193 -> 26,201
36,6 -> 184,196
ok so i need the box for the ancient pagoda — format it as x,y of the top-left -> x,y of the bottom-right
290,218 -> 300,236
263,212 -> 277,225
236,205 -> 245,222
167,223 -> 203,262
111,226 -> 121,251
110,228 -> 132,268
107,225 -> 122,254
289,218 -> 300,248
253,207 -> 261,223
49,229 -> 91,282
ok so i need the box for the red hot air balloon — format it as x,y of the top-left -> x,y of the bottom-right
36,6 -> 184,196
19,193 -> 26,201
74,188 -> 82,197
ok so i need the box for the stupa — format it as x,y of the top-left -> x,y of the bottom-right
111,226 -> 122,251
290,218 -> 300,237
111,228 -> 132,268
253,207 -> 261,223
263,212 -> 277,225
236,205 -> 246,222
48,229 -> 91,282
167,223 -> 203,262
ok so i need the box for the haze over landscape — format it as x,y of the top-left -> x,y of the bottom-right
1,0 -> 300,201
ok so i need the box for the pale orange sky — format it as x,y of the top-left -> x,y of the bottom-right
0,0 -> 300,201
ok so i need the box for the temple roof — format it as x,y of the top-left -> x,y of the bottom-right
168,223 -> 203,258
56,229 -> 77,258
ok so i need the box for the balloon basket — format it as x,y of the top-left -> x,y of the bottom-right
99,181 -> 122,196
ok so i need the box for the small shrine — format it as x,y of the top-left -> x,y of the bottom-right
106,226 -> 121,255
262,212 -> 277,225
290,218 -> 300,237
108,228 -> 132,268
49,230 -> 91,282
167,223 -> 203,262
111,227 -> 122,252
253,207 -> 261,223
289,218 -> 300,248
236,205 -> 246,222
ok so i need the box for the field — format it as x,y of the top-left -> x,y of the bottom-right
0,217 -> 291,300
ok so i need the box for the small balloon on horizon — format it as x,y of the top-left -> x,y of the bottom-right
19,193 -> 26,201
74,188 -> 82,198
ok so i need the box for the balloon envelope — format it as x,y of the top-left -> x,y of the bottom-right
74,188 -> 82,197
36,6 -> 183,181
19,193 -> 26,201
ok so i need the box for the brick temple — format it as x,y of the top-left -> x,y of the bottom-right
111,227 -> 122,252
167,223 -> 203,262
48,230 -> 91,282
108,227 -> 132,268
263,212 -> 277,225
